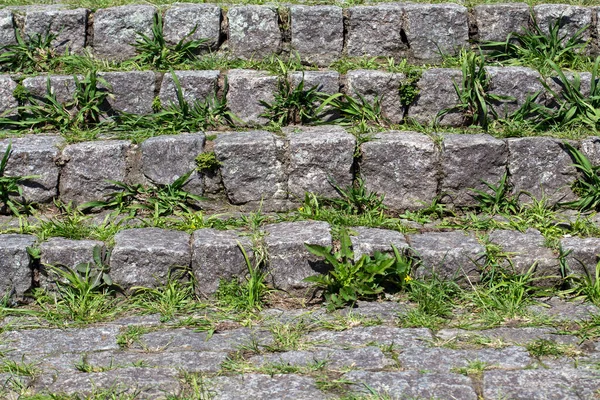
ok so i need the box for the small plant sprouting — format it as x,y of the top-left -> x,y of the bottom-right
0,143 -> 37,216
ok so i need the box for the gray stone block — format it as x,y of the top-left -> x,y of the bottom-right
360,131 -> 439,211
0,234 -> 35,301
507,137 -> 577,204
437,326 -> 579,346
560,236 -> 600,278
346,70 -> 406,124
110,228 -> 191,289
0,75 -> 17,118
346,5 -> 406,58
0,135 -> 63,204
534,5 -> 592,46
290,5 -> 342,66
287,126 -> 354,199
486,66 -> 545,118
580,136 -> 600,166
0,10 -> 16,47
99,71 -> 156,115
158,70 -> 220,107
214,131 -> 286,204
93,5 -> 156,61
307,326 -> 433,349
263,221 -> 331,290
227,6 -> 281,59
59,140 -> 130,205
349,227 -> 409,261
191,228 -> 253,295
22,74 -> 77,104
408,68 -> 463,126
404,4 -> 469,63
473,4 -> 530,43
289,70 -> 339,121
24,8 -> 88,53
163,3 -> 221,50
141,133 -> 204,195
440,133 -> 508,207
409,231 -> 485,281
210,374 -> 327,400
226,69 -> 277,125
488,229 -> 559,280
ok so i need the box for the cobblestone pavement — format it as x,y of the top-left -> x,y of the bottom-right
0,299 -> 599,399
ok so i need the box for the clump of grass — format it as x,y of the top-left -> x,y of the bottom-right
0,143 -> 37,216
0,29 -> 58,73
560,141 -> 600,211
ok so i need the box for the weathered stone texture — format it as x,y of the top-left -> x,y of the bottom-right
214,131 -> 286,204
580,136 -> 600,166
22,75 -> 77,104
360,132 -> 438,211
560,236 -> 600,278
59,140 -> 130,205
486,67 -> 545,117
0,135 -> 63,203
346,5 -> 405,58
24,8 -> 88,53
404,4 -> 469,63
99,71 -> 156,115
534,5 -> 592,45
264,221 -> 331,290
307,327 -> 433,349
227,6 -> 281,59
290,6 -> 343,66
226,69 -> 277,125
93,5 -> 155,61
289,71 -> 339,121
0,75 -> 17,118
158,70 -> 220,107
84,350 -> 227,373
440,134 -> 507,207
287,126 -> 354,199
210,374 -> 327,400
163,4 -> 221,49
409,68 -> 462,126
0,10 -> 16,47
350,227 -> 409,261
0,234 -> 35,301
346,70 -> 406,124
110,228 -> 191,289
473,4 -> 530,43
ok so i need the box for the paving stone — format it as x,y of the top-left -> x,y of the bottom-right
360,131 -> 439,211
163,3 -> 221,49
338,300 -> 413,322
110,228 -> 191,289
84,350 -> 228,373
440,133 -> 507,207
473,3 -> 530,43
158,70 -> 220,107
346,70 -> 406,124
191,228 -> 253,295
404,4 -> 469,63
483,369 -> 600,400
209,374 -> 327,400
399,346 -> 531,372
507,137 -> 578,204
24,8 -> 87,53
307,327 -> 432,349
344,370 -> 477,399
346,5 -> 405,58
214,130 -> 286,204
349,227 -> 409,261
93,5 -> 156,61
437,327 -> 580,346
527,297 -> 599,322
290,5 -> 342,66
105,314 -> 163,327
249,346 -> 394,371
0,74 -> 17,117
409,68 -> 463,126
0,135 -> 63,203
141,132 -> 205,195
560,236 -> 600,278
486,66 -> 546,118
226,69 -> 277,125
409,231 -> 486,281
227,6 -> 281,59
100,71 -> 156,115
0,10 -> 16,47
22,74 -> 77,104
287,126 -> 354,199
0,234 -> 35,302
59,140 -> 130,205
534,5 -> 592,46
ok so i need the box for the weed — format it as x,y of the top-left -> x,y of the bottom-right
0,29 -> 58,73
526,338 -> 581,358
451,359 -> 489,376
406,274 -> 461,318
116,325 -> 152,349
470,173 -> 520,214
196,151 -> 221,173
324,92 -> 389,128
0,358 -> 39,377
0,143 -> 37,216
397,308 -> 445,330
171,372 -> 215,400
266,320 -> 311,351
560,142 -> 600,211
561,259 -> 600,306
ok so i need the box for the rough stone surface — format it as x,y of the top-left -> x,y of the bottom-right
163,3 -> 221,49
0,135 -> 63,203
59,140 -> 130,205
346,5 -> 405,58
360,131 -> 439,211
526,297 -> 599,322
474,4 -> 530,43
110,228 -> 191,289
209,374 -> 327,400
307,327 -> 433,349
437,327 -> 580,346
22,74 -> 77,104
24,8 -> 87,53
84,350 -> 227,373
409,231 -> 486,281
344,370 -> 478,399
0,234 -> 35,301
141,132 -> 205,195
0,10 -> 16,47
486,66 -> 546,117
409,68 -> 463,126
289,71 -> 340,121
345,70 -> 406,124
287,126 -> 354,199
507,137 -> 577,203
133,328 -> 271,352
227,6 -> 281,59
191,228 -> 253,295
349,227 -> 409,261
263,221 -> 331,290
0,74 -> 17,117
559,236 -> 600,278
290,6 -> 342,66
214,131 -> 286,204
158,70 -> 220,107
100,71 -> 156,115
534,5 -> 592,46
93,5 -> 155,61
226,69 -> 277,125
404,4 -> 469,63
440,133 -> 508,207
580,136 -> 600,166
